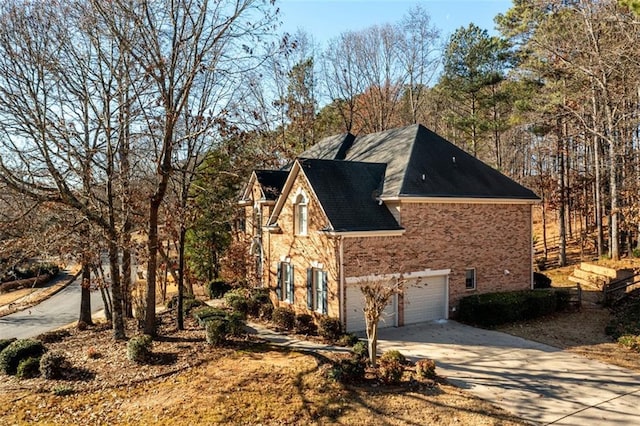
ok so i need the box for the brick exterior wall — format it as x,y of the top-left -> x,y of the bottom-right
243,169 -> 534,324
342,201 -> 533,316
265,172 -> 341,319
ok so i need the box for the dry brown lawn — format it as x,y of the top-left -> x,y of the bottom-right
0,311 -> 525,426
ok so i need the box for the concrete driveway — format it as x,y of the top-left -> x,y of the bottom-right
377,321 -> 640,425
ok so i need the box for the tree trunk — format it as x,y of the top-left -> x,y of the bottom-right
109,237 -> 126,340
144,200 -> 161,336
79,261 -> 93,325
177,225 -> 186,330
367,321 -> 378,368
557,123 -> 567,267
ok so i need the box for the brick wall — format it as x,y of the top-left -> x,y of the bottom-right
266,172 -> 341,318
343,201 -> 533,314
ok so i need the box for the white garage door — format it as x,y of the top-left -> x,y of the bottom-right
404,275 -> 447,325
345,285 -> 397,332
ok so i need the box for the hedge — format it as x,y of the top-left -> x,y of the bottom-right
458,290 -> 560,327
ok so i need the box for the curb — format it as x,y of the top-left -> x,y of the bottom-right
0,267 -> 81,318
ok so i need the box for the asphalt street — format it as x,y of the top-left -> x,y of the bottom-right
0,274 -> 105,340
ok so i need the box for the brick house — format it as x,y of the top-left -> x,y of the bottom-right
239,124 -> 540,331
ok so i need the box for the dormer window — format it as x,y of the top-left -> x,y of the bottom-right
294,191 -> 308,236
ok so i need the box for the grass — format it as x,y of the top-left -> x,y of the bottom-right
0,349 -> 524,425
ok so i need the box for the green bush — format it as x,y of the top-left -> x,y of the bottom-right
39,329 -> 72,344
380,350 -> 406,365
0,338 -> 16,353
226,311 -> 246,337
522,290 -> 558,320
351,341 -> 368,360
272,307 -> 295,331
337,333 -> 359,347
40,351 -> 71,379
0,339 -> 46,375
192,306 -> 227,326
295,314 -> 317,335
415,358 -> 437,379
52,385 -> 75,396
458,290 -> 559,327
225,290 -> 250,318
259,303 -> 274,321
377,358 -> 404,384
205,318 -> 228,346
127,335 -> 153,363
206,279 -> 232,299
182,297 -> 204,314
318,317 -> 343,341
618,335 -> 640,352
17,357 -> 41,379
555,290 -> 571,311
328,357 -> 366,384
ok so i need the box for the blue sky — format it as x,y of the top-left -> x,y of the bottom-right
277,0 -> 513,45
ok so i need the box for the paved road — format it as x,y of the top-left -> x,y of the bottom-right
377,321 -> 640,426
0,273 -> 104,340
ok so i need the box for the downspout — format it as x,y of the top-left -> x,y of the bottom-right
339,235 -> 344,324
530,203 -> 535,290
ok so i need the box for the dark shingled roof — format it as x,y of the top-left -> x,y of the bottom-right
299,158 -> 402,232
300,124 -> 539,200
255,170 -> 288,200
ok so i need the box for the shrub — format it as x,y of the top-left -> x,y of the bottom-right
328,357 -> 366,384
295,314 -> 317,335
618,335 -> 640,352
555,290 -> 571,312
0,338 -> 16,353
127,335 -> 153,363
380,350 -> 406,365
17,357 -> 41,379
259,303 -> 274,321
533,272 -> 552,289
415,358 -> 437,379
206,279 -> 232,299
86,347 -> 101,359
226,311 -> 246,337
251,289 -> 271,305
39,329 -> 71,344
192,306 -> 227,326
319,317 -> 343,341
351,341 -> 368,360
337,333 -> 359,347
182,297 -> 204,314
205,318 -> 228,346
52,385 -> 75,396
39,351 -> 71,379
225,290 -> 250,318
377,358 -> 404,384
458,290 -> 559,327
0,339 -> 46,375
272,307 -> 295,331
522,290 -> 557,320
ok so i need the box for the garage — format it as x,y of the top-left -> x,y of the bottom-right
403,275 -> 448,325
345,285 -> 397,332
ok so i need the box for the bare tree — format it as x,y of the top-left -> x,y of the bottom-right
358,276 -> 403,368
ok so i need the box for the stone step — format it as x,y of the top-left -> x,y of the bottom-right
572,268 -> 610,285
579,262 -> 629,279
568,275 -> 604,290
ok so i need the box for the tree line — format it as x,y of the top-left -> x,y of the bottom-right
1,0 -> 639,342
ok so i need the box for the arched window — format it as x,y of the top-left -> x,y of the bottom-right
294,191 -> 308,236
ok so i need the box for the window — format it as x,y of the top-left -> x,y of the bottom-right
277,261 -> 294,303
307,267 -> 328,314
294,192 -> 308,235
465,268 -> 476,290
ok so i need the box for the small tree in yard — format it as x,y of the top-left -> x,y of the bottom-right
360,275 -> 404,368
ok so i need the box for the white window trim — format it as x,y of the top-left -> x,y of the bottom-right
293,188 -> 308,236
465,268 -> 477,291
